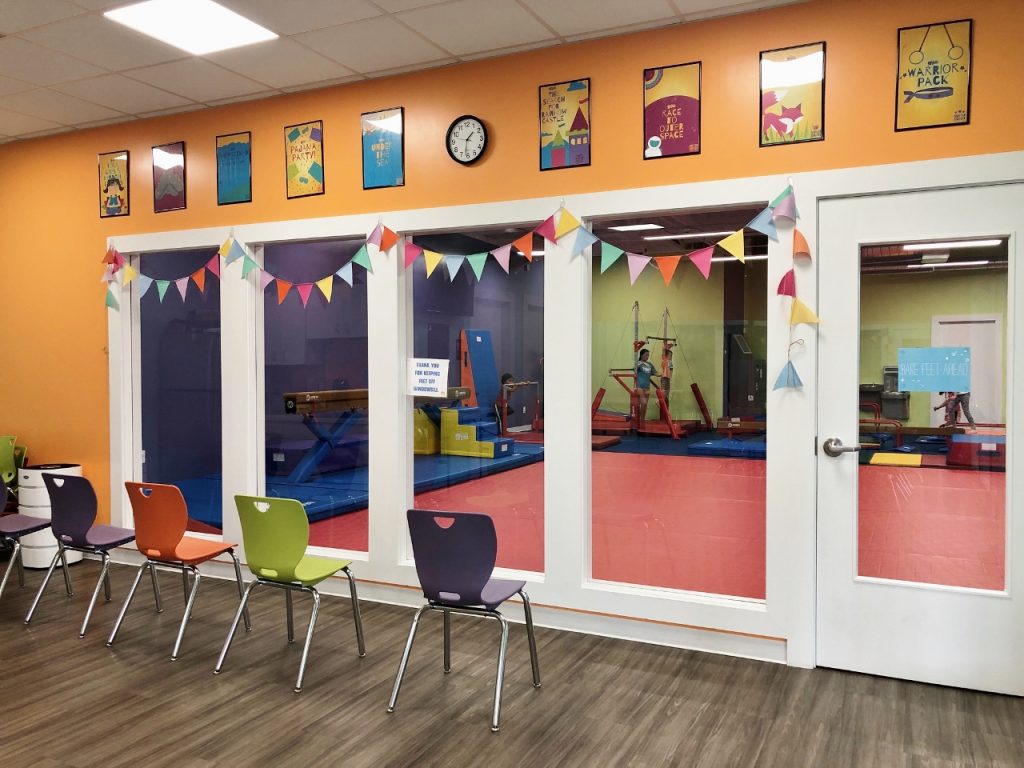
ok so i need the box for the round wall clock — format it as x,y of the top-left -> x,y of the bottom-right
446,115 -> 487,165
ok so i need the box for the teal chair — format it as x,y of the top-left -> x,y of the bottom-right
214,495 -> 365,692
0,436 -> 18,493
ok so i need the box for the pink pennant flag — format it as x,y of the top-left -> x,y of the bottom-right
688,246 -> 714,280
367,223 -> 383,248
206,255 -> 221,278
175,277 -> 189,301
772,192 -> 798,223
491,243 -> 512,273
259,271 -> 275,291
777,268 -> 796,297
626,253 -> 650,285
297,283 -> 313,307
535,215 -> 557,243
113,251 -> 125,269
404,241 -> 423,269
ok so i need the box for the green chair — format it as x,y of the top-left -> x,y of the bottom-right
0,436 -> 17,491
214,495 -> 365,692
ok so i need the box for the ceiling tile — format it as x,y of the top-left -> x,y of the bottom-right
135,104 -> 206,119
564,18 -> 682,43
67,0 -> 126,8
0,0 -> 84,35
280,74 -> 366,93
0,37 -> 104,85
218,0 -> 381,35
1,88 -> 125,124
297,15 -> 448,73
371,0 -> 449,11
20,14 -> 187,71
205,89 -> 281,107
366,57 -> 455,79
207,37 -> 353,89
0,74 -> 34,96
458,39 -> 557,62
126,59 -> 270,102
0,108 -> 64,135
398,0 -> 555,56
519,0 -> 675,37
677,0 -> 802,19
56,74 -> 193,114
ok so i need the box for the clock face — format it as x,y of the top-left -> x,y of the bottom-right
446,115 -> 487,164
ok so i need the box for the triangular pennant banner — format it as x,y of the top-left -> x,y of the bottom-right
100,265 -> 117,284
191,267 -> 206,293
571,228 -> 599,257
316,275 -> 333,303
380,227 -> 400,253
770,185 -> 793,208
242,254 -> 260,278
121,264 -> 138,286
535,215 -> 557,244
654,255 -> 682,286
688,246 -> 714,280
156,280 -> 170,302
276,280 -> 293,305
747,206 -> 779,242
555,210 -> 581,241
336,262 -> 353,286
206,255 -> 221,278
467,252 -> 488,281
259,271 -> 275,291
226,239 -> 247,266
717,230 -> 745,263
296,283 -> 313,307
490,244 -> 511,274
113,251 -> 125,269
772,360 -> 804,390
772,192 -> 798,223
513,233 -> 534,261
137,275 -> 153,299
102,246 -> 116,265
626,253 -> 651,285
175,277 -> 189,301
367,223 -> 383,248
105,287 -> 119,310
351,244 -> 373,274
790,298 -> 820,326
446,253 -> 466,281
403,241 -> 423,269
424,250 -> 444,278
777,268 -> 796,297
219,237 -> 233,261
600,243 -> 624,274
793,229 -> 811,261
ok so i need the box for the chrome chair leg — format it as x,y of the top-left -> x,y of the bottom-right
25,546 -> 64,624
58,545 -> 72,596
16,540 -> 25,586
106,561 -> 148,647
285,588 -> 294,643
342,566 -> 365,657
492,614 -> 511,732
172,567 -> 201,660
0,540 -> 21,599
103,563 -> 112,602
214,580 -> 258,675
80,552 -> 111,638
443,609 -> 451,673
519,589 -> 541,687
181,568 -> 190,604
150,563 -> 163,613
387,605 -> 429,713
229,550 -> 251,632
294,588 -> 320,693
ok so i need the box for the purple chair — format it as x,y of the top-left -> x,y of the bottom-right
387,509 -> 541,732
0,478 -> 52,601
24,474 -> 135,638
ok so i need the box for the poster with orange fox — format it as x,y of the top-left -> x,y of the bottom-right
895,19 -> 972,131
759,42 -> 825,147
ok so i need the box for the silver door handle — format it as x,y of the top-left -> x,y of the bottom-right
822,437 -> 861,458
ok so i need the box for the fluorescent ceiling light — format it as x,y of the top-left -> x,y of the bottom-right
152,146 -> 183,169
761,51 -> 825,89
608,224 -> 663,232
902,239 -> 1001,251
907,260 -> 990,269
644,231 -> 735,241
364,113 -> 403,134
105,0 -> 277,56
710,254 -> 768,263
920,251 -> 949,264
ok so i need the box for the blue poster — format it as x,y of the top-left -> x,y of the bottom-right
897,347 -> 971,392
361,107 -> 404,189
216,132 -> 251,205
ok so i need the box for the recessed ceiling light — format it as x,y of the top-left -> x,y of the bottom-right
607,224 -> 664,232
105,0 -> 277,56
907,260 -> 990,269
644,231 -> 735,241
902,239 -> 1001,251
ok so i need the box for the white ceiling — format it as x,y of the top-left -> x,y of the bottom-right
0,0 -> 804,143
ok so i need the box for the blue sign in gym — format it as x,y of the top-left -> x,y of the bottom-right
897,347 -> 971,392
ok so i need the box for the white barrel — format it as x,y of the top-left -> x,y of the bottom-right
18,463 -> 84,569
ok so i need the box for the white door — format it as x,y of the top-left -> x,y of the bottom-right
817,184 -> 1024,695
930,315 -> 1002,426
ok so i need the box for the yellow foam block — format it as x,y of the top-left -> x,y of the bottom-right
413,409 -> 439,455
440,409 -> 495,458
869,452 -> 922,467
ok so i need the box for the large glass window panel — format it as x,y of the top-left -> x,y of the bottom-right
139,248 -> 222,533
410,228 -> 544,573
590,210 -> 767,598
263,239 -> 369,552
858,239 -> 1008,589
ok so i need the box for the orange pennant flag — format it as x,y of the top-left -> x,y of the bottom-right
793,229 -> 812,261
191,267 -> 206,293
380,227 -> 400,253
654,255 -> 682,286
513,233 -> 534,262
276,279 -> 293,305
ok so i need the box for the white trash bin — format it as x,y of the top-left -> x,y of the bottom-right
18,464 -> 85,569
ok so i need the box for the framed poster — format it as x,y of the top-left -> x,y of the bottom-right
216,131 -> 252,205
98,150 -> 129,218
152,141 -> 185,212
284,119 -> 324,198
760,42 -> 825,146
361,107 -> 404,189
643,61 -> 701,159
539,78 -> 590,170
895,19 -> 972,131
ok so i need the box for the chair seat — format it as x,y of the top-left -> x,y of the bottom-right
292,554 -> 351,587
0,513 -> 50,538
172,536 -> 237,566
85,524 -> 136,550
436,578 -> 525,611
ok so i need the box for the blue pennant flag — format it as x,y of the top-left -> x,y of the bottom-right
571,227 -> 599,257
773,360 -> 803,390
747,206 -> 779,242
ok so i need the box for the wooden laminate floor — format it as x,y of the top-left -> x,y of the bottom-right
1,560 -> 1022,768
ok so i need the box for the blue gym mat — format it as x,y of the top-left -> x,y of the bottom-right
176,442 -> 544,528
602,432 -> 767,459
687,436 -> 767,459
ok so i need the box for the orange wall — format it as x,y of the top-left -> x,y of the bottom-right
1,0 -> 1021,516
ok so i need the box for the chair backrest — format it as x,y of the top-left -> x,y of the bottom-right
0,436 -> 16,485
234,495 -> 310,583
407,509 -> 497,606
125,482 -> 188,560
44,474 -> 98,547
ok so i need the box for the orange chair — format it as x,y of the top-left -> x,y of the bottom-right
106,482 -> 251,659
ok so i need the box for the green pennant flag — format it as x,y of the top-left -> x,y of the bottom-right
105,286 -> 119,310
242,254 -> 260,278
770,185 -> 793,208
600,243 -> 624,273
467,252 -> 488,281
351,244 -> 372,274
156,280 -> 170,302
